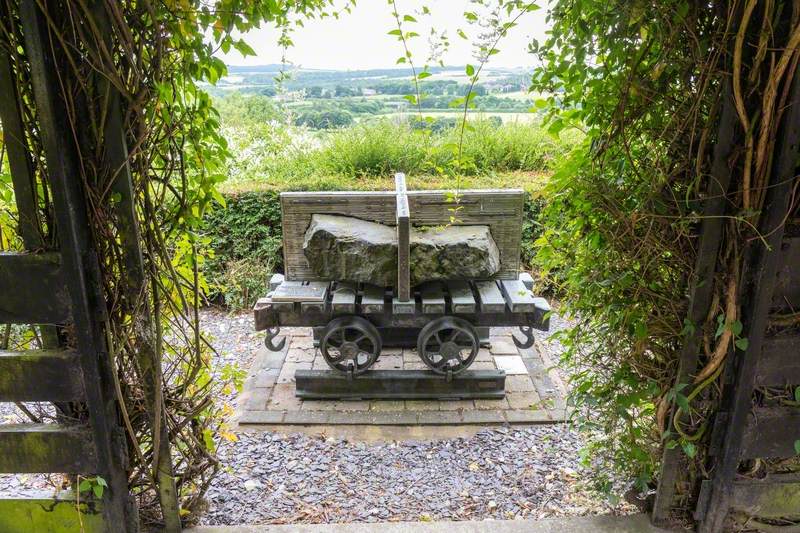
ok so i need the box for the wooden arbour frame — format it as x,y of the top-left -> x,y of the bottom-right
0,1 -> 180,531
652,53 -> 800,531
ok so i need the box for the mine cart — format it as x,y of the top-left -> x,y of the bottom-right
253,174 -> 550,399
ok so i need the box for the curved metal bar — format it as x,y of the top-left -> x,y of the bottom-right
512,325 -> 535,349
264,326 -> 286,351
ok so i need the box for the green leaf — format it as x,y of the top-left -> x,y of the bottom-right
465,64 -> 475,76
403,14 -> 417,22
682,441 -> 697,458
735,337 -> 749,351
795,440 -> 800,455
417,71 -> 432,80
675,393 -> 690,413
233,39 -> 256,57
387,29 -> 402,36
93,484 -> 104,499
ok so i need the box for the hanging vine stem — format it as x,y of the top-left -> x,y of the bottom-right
0,0 -> 339,526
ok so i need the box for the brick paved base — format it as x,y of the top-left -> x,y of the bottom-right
237,328 -> 568,427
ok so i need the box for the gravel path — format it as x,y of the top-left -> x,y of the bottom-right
199,307 -> 633,525
201,426 -> 627,525
2,307 -> 633,524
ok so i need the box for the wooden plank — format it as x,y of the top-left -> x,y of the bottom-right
420,282 -> 446,314
754,333 -> 800,386
741,406 -> 800,460
0,424 -> 97,473
499,279 -> 537,312
331,282 -> 357,314
392,295 -> 416,314
475,281 -> 507,313
295,369 -> 506,400
360,284 -> 385,314
699,63 -> 800,533
0,492 -> 105,533
269,273 -> 285,291
0,252 -> 71,324
447,280 -> 476,314
731,474 -> 800,519
396,173 -> 411,301
772,235 -> 800,311
652,78 -> 740,525
271,281 -> 328,302
19,2 -> 132,526
0,350 -> 83,402
280,189 -> 524,282
0,47 -> 43,249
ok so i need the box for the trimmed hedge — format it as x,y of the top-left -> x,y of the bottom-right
201,189 -> 544,309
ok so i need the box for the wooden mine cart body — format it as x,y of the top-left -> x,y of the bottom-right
253,174 -> 550,398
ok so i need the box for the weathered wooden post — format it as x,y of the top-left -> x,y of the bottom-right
393,173 -> 413,314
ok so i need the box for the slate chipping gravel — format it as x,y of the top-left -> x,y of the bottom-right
201,425 -> 630,525
1,307 -> 634,524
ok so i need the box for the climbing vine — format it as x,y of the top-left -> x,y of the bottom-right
0,0 -> 344,527
531,0 -> 800,517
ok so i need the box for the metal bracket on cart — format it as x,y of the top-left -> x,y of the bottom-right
512,325 -> 536,350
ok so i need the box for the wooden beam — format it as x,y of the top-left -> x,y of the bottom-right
754,333 -> 800,387
19,1 -> 132,527
0,350 -> 83,402
0,424 -> 97,473
772,235 -> 800,311
0,252 -> 71,324
652,78 -> 740,525
296,369 -> 506,400
0,492 -> 105,533
0,42 -> 43,249
395,173 -> 411,301
740,406 -> 800,460
731,474 -> 800,519
699,59 -> 800,533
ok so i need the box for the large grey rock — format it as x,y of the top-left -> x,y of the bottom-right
303,214 -> 397,286
410,225 -> 500,284
303,214 -> 501,286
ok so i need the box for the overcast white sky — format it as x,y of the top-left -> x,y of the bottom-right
217,1 -> 550,70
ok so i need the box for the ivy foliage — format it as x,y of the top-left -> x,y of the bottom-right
530,0 -> 800,516
529,0 -> 723,494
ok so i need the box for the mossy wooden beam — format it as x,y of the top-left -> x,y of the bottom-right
0,350 -> 83,402
0,424 -> 97,473
0,252 -> 71,325
0,492 -> 104,533
731,475 -> 800,520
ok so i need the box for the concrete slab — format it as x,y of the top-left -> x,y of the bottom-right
191,514 -> 667,533
494,355 -> 528,374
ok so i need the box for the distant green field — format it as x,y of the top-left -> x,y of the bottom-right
374,110 -> 539,123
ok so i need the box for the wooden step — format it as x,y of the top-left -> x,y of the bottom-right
755,332 -> 800,386
0,424 -> 97,473
741,406 -> 800,459
773,235 -> 800,311
0,252 -> 71,325
0,350 -> 83,402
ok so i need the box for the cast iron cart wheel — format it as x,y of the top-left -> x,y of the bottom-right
417,316 -> 479,375
320,316 -> 382,375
